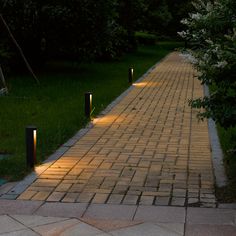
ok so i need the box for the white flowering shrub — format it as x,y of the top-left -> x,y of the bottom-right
179,0 -> 236,128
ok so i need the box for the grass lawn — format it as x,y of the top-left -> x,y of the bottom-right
216,126 -> 236,202
0,42 -> 182,181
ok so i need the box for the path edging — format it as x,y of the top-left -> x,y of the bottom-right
204,85 -> 227,188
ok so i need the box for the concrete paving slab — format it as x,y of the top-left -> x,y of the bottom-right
219,204 -> 236,209
0,215 -> 26,234
11,214 -> 69,227
185,224 -> 236,236
81,218 -> 142,232
95,234 -> 112,236
83,204 -> 137,220
35,202 -> 88,218
2,229 -> 39,236
187,207 -> 236,225
60,222 -> 104,236
32,218 -> 79,235
0,200 -> 43,215
33,219 -> 104,236
110,222 -> 183,236
134,206 -> 185,223
155,223 -> 185,235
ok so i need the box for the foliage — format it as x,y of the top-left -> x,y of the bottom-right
0,0 -> 128,67
179,0 -> 236,129
135,32 -> 157,45
0,0 -> 191,70
145,0 -> 172,35
142,0 -> 192,37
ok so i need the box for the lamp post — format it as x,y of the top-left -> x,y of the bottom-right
85,92 -> 92,119
26,126 -> 37,168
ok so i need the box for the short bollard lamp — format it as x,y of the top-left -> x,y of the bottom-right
85,92 -> 92,119
26,126 -> 37,168
129,67 -> 134,84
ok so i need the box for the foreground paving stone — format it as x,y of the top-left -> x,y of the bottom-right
0,215 -> 26,234
81,218 -> 142,232
32,218 -> 104,236
11,214 -> 68,228
0,200 -> 43,215
35,202 -> 88,218
187,207 -> 236,225
83,204 -> 137,220
134,206 -> 185,223
185,224 -> 236,236
2,228 -> 39,236
109,222 -> 184,236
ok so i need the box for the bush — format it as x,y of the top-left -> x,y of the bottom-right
179,0 -> 236,129
135,32 -> 157,45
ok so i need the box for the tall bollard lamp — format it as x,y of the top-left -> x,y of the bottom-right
26,126 -> 37,168
85,92 -> 92,119
129,67 -> 134,84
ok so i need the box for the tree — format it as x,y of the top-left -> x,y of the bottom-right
145,0 -> 172,36
0,0 -> 128,68
179,0 -> 236,128
118,0 -> 147,51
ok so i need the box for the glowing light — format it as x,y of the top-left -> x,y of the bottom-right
85,92 -> 92,119
26,126 -> 37,168
133,81 -> 161,88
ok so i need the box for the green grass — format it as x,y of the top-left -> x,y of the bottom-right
0,42 -> 183,181
216,126 -> 236,202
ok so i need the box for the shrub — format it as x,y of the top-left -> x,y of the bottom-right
179,0 -> 236,129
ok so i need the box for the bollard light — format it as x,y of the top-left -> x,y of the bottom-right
85,92 -> 92,119
26,126 -> 37,168
129,67 -> 134,84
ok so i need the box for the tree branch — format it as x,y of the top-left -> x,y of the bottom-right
0,14 -> 40,85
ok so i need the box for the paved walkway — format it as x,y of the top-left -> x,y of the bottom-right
17,52 -> 215,207
1,52 -> 234,236
0,205 -> 236,235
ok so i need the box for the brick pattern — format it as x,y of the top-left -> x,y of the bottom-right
18,52 -> 216,207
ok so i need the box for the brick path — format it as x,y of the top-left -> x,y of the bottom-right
18,52 -> 216,207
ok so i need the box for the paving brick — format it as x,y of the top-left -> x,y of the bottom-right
47,192 -> 66,202
77,192 -> 95,203
32,191 -> 51,201
62,193 -> 79,203
171,197 -> 186,206
155,196 -> 170,206
107,194 -> 124,204
139,196 -> 155,205
92,193 -> 109,204
122,195 -> 139,205
16,52 -> 216,207
17,190 -> 37,200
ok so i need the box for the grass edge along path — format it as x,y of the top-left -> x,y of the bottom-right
0,42 -> 182,181
216,126 -> 236,203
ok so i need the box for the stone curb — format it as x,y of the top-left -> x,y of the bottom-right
203,85 -> 227,188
